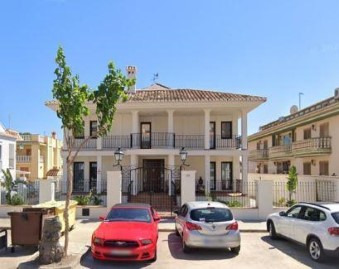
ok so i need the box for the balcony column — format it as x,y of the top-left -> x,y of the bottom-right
96,155 -> 102,193
97,137 -> 102,150
204,109 -> 211,150
241,110 -> 248,150
131,154 -> 138,195
204,155 -> 211,196
167,110 -> 174,148
132,111 -> 139,133
168,154 -> 175,195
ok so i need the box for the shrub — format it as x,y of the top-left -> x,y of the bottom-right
74,195 -> 90,205
10,194 -> 24,205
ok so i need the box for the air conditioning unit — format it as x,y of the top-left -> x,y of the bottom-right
335,88 -> 339,99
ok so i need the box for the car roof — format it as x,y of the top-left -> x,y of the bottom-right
298,202 -> 339,212
112,203 -> 152,209
185,201 -> 228,209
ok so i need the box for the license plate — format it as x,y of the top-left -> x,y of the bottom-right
111,249 -> 132,256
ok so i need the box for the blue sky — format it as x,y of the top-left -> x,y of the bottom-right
1,0 -> 339,137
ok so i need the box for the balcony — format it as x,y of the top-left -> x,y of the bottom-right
17,155 -> 31,163
249,149 -> 269,161
269,144 -> 293,159
69,133 -> 242,151
293,137 -> 331,157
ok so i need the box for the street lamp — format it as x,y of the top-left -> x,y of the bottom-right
179,147 -> 189,169
114,147 -> 124,169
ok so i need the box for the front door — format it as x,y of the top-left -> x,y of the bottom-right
143,159 -> 165,192
141,122 -> 151,149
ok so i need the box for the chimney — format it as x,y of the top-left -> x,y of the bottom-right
126,66 -> 137,93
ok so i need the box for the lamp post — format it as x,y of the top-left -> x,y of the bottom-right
179,147 -> 189,170
114,147 -> 124,170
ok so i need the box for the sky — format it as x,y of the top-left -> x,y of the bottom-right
1,0 -> 339,138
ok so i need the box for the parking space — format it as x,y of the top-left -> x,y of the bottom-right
78,232 -> 339,269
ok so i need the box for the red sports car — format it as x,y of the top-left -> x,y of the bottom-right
91,203 -> 160,262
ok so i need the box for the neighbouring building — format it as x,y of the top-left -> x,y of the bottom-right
16,132 -> 63,180
46,66 -> 266,209
0,123 -> 20,179
248,89 -> 339,176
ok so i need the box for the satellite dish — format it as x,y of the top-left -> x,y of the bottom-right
290,105 -> 298,114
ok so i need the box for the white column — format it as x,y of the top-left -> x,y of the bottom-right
39,179 -> 55,203
181,170 -> 196,205
204,155 -> 210,196
107,171 -> 122,208
96,155 -> 102,193
242,153 -> 248,183
241,110 -> 248,150
168,154 -> 175,195
130,154 -> 138,195
167,110 -> 174,133
204,109 -> 211,150
97,137 -> 102,150
132,111 -> 139,133
233,156 -> 240,192
257,180 -> 273,220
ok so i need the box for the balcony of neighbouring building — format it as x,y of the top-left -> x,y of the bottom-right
269,144 -> 293,159
249,149 -> 269,161
292,137 -> 332,157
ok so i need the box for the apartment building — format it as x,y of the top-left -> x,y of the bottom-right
248,89 -> 339,176
16,132 -> 63,180
46,66 -> 266,207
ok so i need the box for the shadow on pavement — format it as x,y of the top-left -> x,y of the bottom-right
261,235 -> 338,269
166,232 -> 238,261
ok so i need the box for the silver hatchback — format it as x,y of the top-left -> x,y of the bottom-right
175,201 -> 241,254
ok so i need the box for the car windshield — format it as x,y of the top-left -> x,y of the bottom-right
190,207 -> 233,222
106,208 -> 151,223
331,212 -> 339,224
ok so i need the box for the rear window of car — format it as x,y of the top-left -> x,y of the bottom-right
106,208 -> 151,223
190,207 -> 233,222
331,212 -> 339,224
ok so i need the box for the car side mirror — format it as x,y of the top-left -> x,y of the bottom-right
279,211 -> 287,217
99,216 -> 105,221
154,216 -> 161,222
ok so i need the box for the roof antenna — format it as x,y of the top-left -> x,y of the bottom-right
152,73 -> 159,82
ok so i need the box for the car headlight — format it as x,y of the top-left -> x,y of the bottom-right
141,239 -> 152,245
93,237 -> 104,246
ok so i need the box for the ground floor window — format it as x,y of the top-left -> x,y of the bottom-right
303,162 -> 311,175
221,162 -> 232,190
73,162 -> 84,192
210,162 -> 216,190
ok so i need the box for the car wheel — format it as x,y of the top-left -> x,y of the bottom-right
150,248 -> 157,262
230,246 -> 240,255
268,221 -> 278,239
182,239 -> 191,253
308,237 -> 325,262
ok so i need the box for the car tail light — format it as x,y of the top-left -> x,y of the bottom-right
328,227 -> 339,236
226,222 -> 239,231
186,221 -> 202,231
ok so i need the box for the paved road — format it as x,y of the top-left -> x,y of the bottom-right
78,232 -> 338,269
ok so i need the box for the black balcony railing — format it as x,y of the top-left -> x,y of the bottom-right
130,132 -> 175,149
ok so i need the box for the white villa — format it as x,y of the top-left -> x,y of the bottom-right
46,66 -> 266,210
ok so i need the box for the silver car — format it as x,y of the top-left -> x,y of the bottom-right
267,202 -> 339,262
174,201 -> 241,254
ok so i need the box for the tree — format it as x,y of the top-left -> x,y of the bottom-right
52,46 -> 132,256
286,165 -> 298,207
1,168 -> 15,204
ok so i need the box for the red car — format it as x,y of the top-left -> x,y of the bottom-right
91,203 -> 160,262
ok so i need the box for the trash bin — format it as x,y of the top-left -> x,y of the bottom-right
32,200 -> 77,233
8,211 -> 48,249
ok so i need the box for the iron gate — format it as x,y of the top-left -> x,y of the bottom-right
121,165 -> 181,212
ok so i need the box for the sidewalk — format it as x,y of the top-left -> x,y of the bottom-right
0,218 -> 266,269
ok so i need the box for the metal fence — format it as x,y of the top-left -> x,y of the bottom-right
0,180 -> 39,205
273,180 -> 335,207
196,181 -> 258,208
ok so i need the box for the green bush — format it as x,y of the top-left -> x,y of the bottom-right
227,200 -> 243,207
10,194 -> 24,205
74,195 -> 90,205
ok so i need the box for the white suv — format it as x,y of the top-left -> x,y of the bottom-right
266,202 -> 339,262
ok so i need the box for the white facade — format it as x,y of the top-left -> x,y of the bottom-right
0,123 -> 18,180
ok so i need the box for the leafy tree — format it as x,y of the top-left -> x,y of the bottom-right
52,46 -> 132,256
286,165 -> 298,206
1,168 -> 15,204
